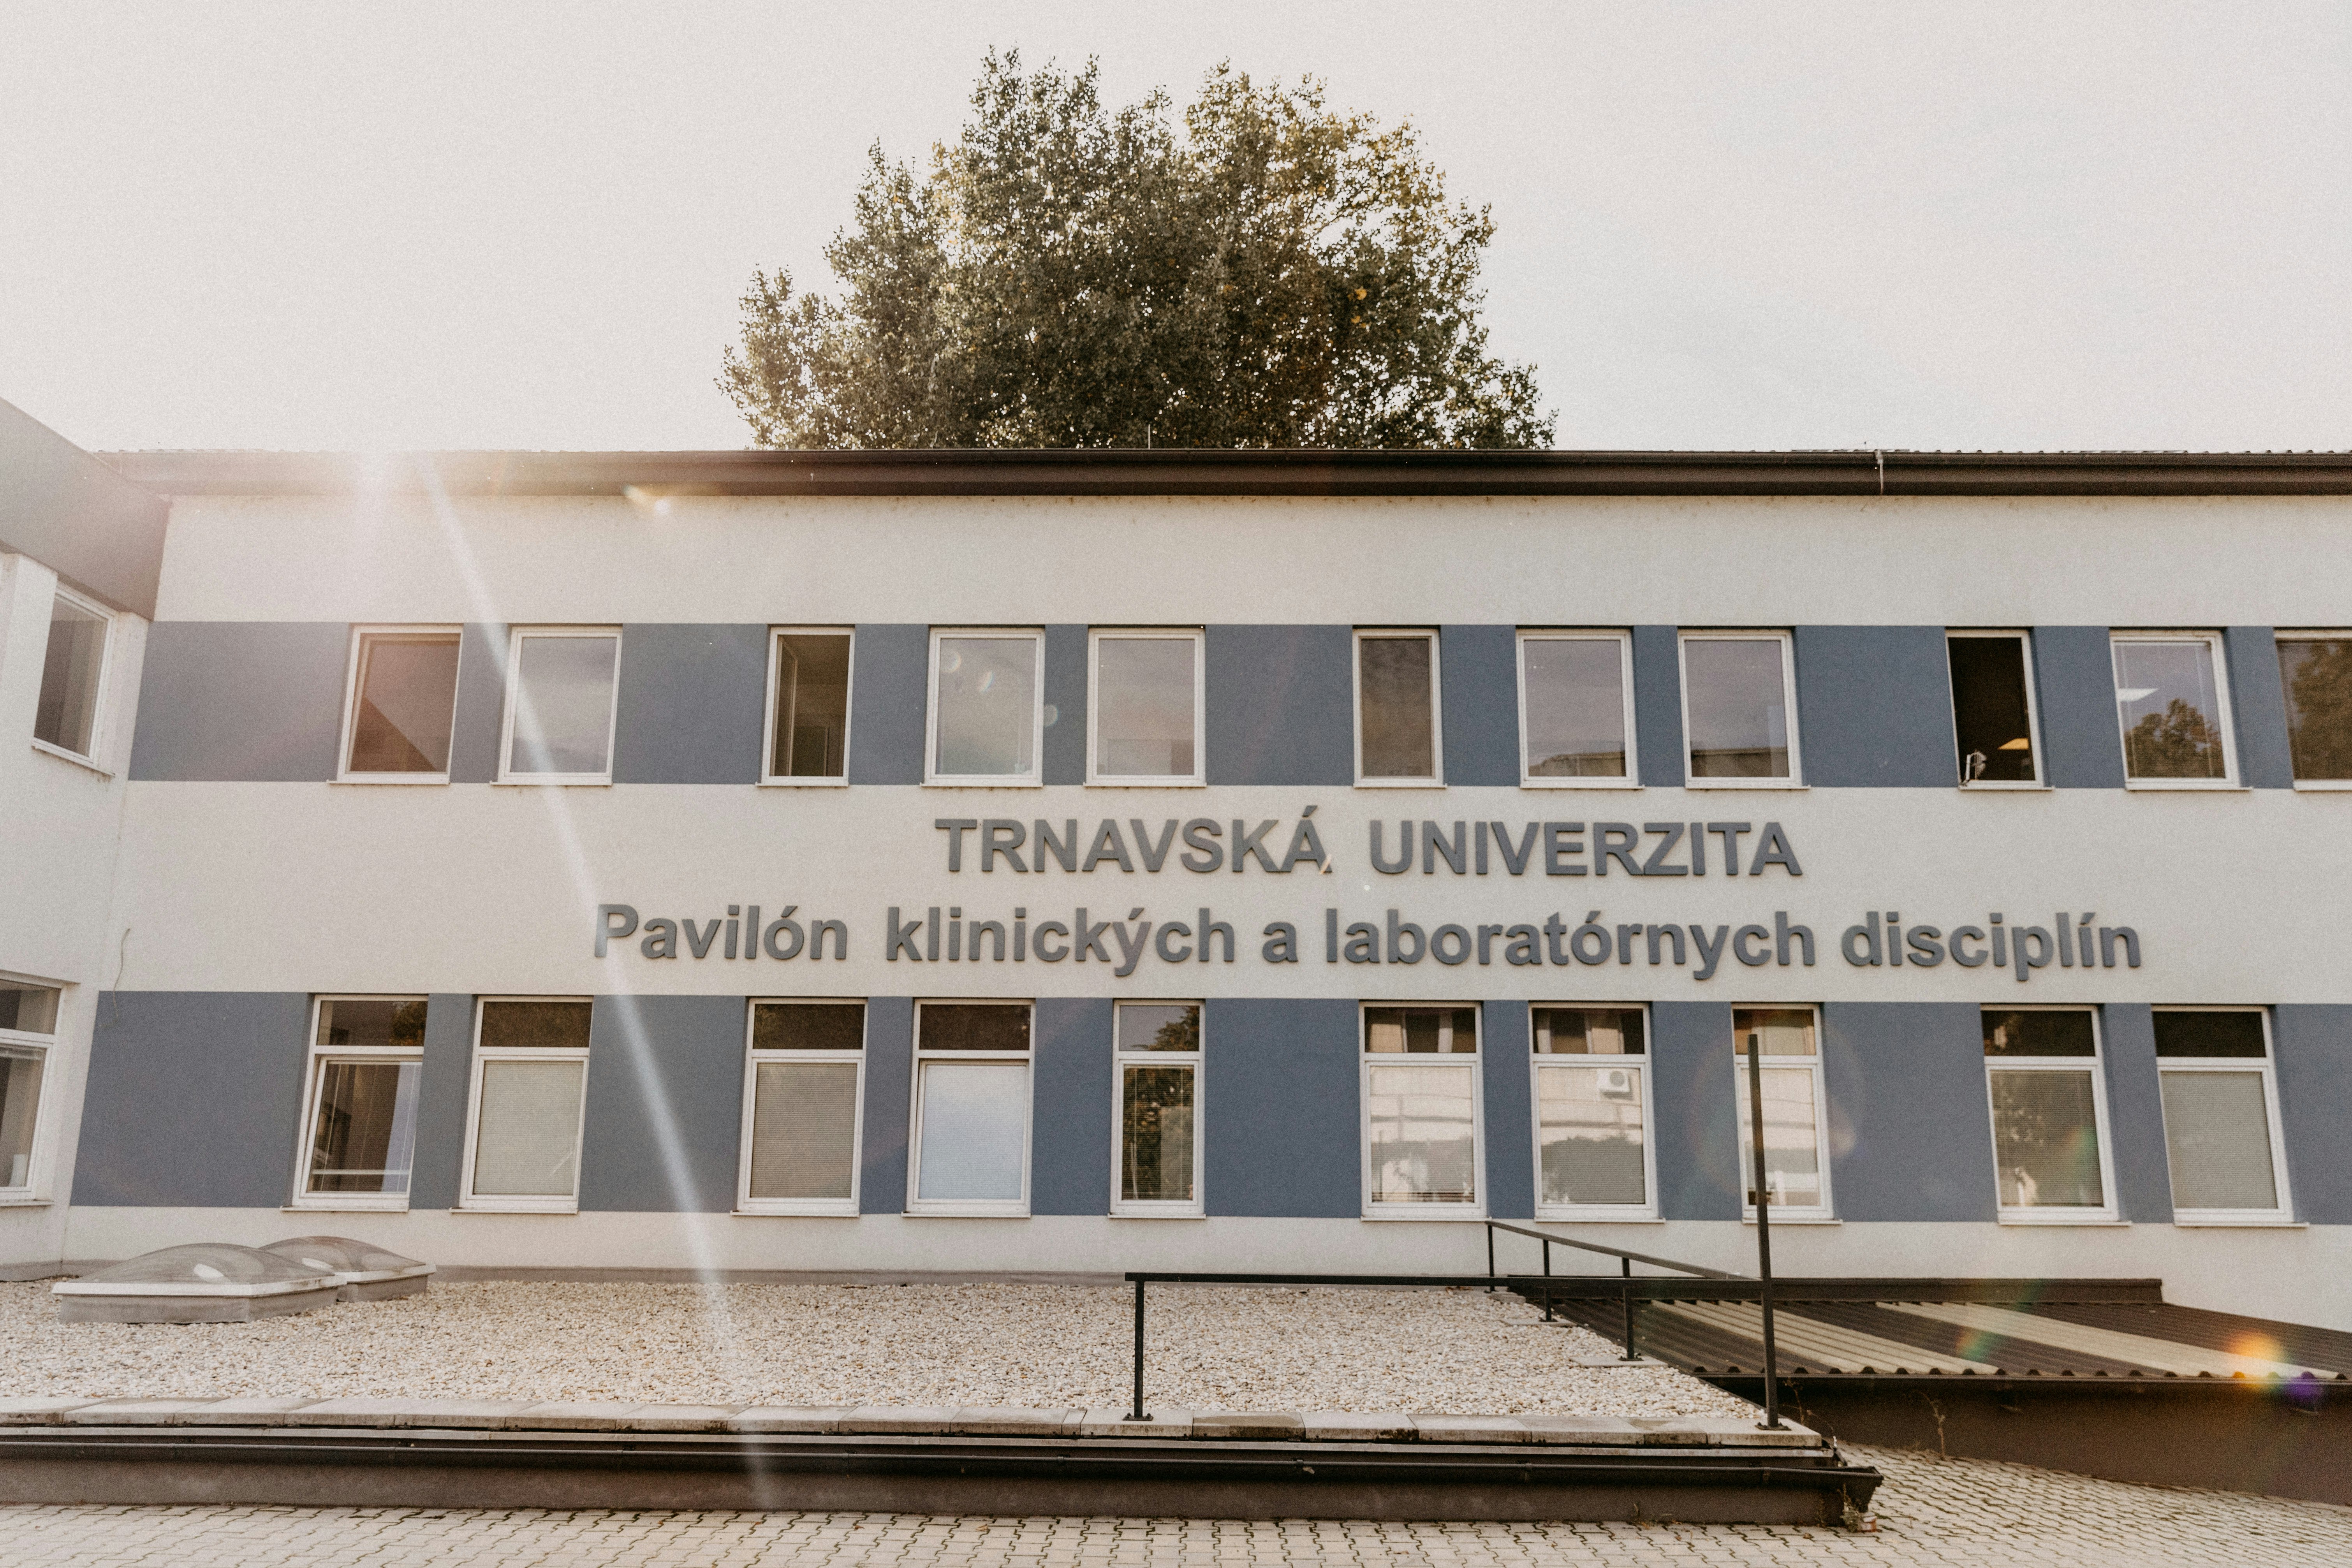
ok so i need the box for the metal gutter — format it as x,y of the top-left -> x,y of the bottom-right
95,447 -> 2352,498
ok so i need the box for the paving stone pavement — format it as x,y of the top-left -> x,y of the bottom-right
0,1445 -> 2348,1564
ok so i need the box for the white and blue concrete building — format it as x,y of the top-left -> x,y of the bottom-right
5,427 -> 2350,1329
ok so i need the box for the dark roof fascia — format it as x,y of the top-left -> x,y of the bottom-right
93,447 -> 2352,498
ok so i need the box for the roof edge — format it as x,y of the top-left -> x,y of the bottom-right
93,447 -> 2352,498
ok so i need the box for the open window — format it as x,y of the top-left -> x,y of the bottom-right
32,587 -> 110,765
340,628 -> 461,782
764,630 -> 852,783
1361,1005 -> 1481,1216
1982,1007 -> 2119,1223
0,978 -> 60,1197
1517,632 -> 1636,787
2155,1009 -> 2291,1224
738,1000 -> 864,1214
294,997 -> 425,1210
1947,632 -> 2042,786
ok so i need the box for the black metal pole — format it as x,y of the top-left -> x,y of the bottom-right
1620,1255 -> 1638,1361
1486,1223 -> 1495,1287
1746,1038 -> 1784,1429
1125,1277 -> 1149,1422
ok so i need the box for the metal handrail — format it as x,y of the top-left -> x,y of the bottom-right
1483,1219 -> 1745,1281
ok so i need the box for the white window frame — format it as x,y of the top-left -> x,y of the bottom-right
1530,1003 -> 1658,1222
2273,631 -> 2352,792
0,971 -> 62,1203
1352,628 -> 1445,787
2154,1007 -> 2295,1226
29,583 -> 114,769
2110,630 -> 2240,790
736,998 -> 865,1216
1678,630 -> 1804,789
906,998 -> 1033,1217
495,626 -> 622,786
458,996 -> 592,1214
336,625 -> 462,785
1945,630 -> 2048,791
1086,628 -> 1206,788
1109,1001 -> 1205,1218
924,628 -> 1045,788
1982,1005 -> 2121,1226
1359,1002 -> 1485,1220
760,627 -> 856,787
1732,1005 -> 1835,1222
1515,630 -> 1639,790
289,995 -> 426,1212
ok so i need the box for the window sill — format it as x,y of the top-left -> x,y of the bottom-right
733,1206 -> 859,1218
903,1206 -> 1030,1219
1956,781 -> 2051,792
1685,779 -> 1807,791
922,779 -> 1044,790
1362,1208 -> 1487,1221
757,777 -> 850,788
282,1202 -> 410,1214
2171,1217 -> 2306,1228
1086,779 -> 1207,789
1354,778 -> 1447,790
30,738 -> 111,778
1740,1214 -> 1839,1225
452,1204 -> 581,1215
1994,1214 -> 2127,1226
1521,778 -> 1641,790
333,774 -> 449,787
2120,781 -> 2247,792
1110,1209 -> 1207,1220
2290,780 -> 2352,792
1535,1211 -> 1662,1225
0,1194 -> 53,1208
492,778 -> 613,788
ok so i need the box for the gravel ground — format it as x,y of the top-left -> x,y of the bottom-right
0,1280 -> 1751,1418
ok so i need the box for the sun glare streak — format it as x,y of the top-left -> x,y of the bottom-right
415,458 -> 770,1413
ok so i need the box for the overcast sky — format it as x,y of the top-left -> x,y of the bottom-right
4,2 -> 2346,454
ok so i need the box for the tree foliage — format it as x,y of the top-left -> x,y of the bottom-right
720,52 -> 1552,449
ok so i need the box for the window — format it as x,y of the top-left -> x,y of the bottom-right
1948,632 -> 2041,786
1361,1005 -> 1481,1214
500,629 -> 620,784
2111,632 -> 2236,787
1532,1006 -> 1653,1220
339,629 -> 461,781
908,1001 -> 1031,1215
294,997 -> 425,1209
460,999 -> 592,1212
927,631 -> 1042,785
1731,1007 -> 1832,1219
764,630 -> 852,783
33,589 -> 109,762
738,1000 -> 864,1214
2275,634 -> 2352,788
0,979 -> 60,1195
1680,632 -> 1801,785
1355,630 -> 1441,784
1113,1002 -> 1201,1216
1982,1008 -> 2118,1223
1090,631 -> 1203,786
1517,632 -> 1636,787
2155,1010 -> 2291,1223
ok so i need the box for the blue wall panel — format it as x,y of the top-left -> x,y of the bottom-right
2272,1005 -> 2352,1224
1030,997 -> 1113,1214
2223,626 -> 2295,789
577,995 -> 743,1212
408,993 -> 478,1210
74,992 -> 310,1206
858,997 -> 915,1213
1820,1003 -> 1996,1221
1041,625 -> 1090,786
129,622 -> 349,782
1440,625 -> 1519,787
610,625 -> 768,785
1793,626 -> 1956,787
447,623 -> 510,784
847,626 -> 929,785
1480,1000 -> 1534,1220
1629,626 -> 1686,788
1650,1000 -> 1737,1220
2032,626 -> 2127,789
1202,998 -> 1360,1217
2098,1003 -> 2173,1223
1204,626 -> 1352,787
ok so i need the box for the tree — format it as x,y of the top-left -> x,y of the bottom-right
720,52 -> 1553,449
